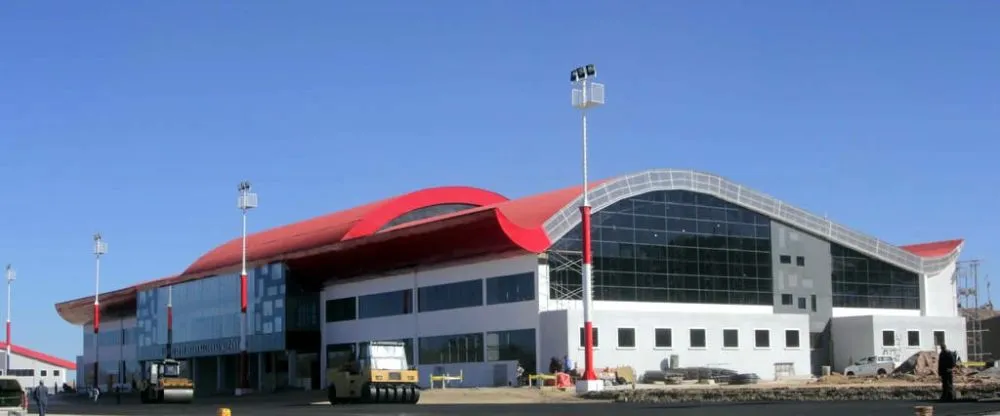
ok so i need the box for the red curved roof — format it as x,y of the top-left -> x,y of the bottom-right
183,186 -> 507,276
900,239 -> 965,258
0,342 -> 76,370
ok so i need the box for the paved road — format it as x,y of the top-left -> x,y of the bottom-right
38,400 -> 1000,416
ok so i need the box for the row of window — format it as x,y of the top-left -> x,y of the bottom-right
324,328 -> 538,372
325,272 -> 536,323
580,327 -> 805,350
881,329 -> 946,347
780,293 -> 818,312
779,255 -> 806,267
2,369 -> 58,377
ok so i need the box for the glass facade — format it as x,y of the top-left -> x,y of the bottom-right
358,289 -> 413,319
137,262 -> 287,360
82,323 -> 141,387
548,190 -> 774,305
486,328 -> 536,372
831,243 -> 920,309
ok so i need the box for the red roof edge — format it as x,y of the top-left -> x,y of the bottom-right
899,239 -> 965,258
0,342 -> 76,370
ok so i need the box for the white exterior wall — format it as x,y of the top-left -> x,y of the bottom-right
543,303 -> 811,380
922,261 -> 959,317
0,351 -> 70,392
321,255 -> 539,388
830,315 -> 966,373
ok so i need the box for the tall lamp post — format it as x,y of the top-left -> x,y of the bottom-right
237,181 -> 257,395
570,64 -> 605,393
93,233 -> 107,392
4,264 -> 14,375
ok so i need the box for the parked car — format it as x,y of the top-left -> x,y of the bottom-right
844,355 -> 896,377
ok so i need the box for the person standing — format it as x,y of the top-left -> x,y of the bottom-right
938,342 -> 958,402
32,380 -> 48,416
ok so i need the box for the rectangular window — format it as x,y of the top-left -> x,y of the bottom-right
325,343 -> 356,369
882,330 -> 895,347
324,297 -> 357,323
7,369 -> 33,377
40,370 -> 47,377
780,255 -> 792,264
579,327 -> 599,348
785,329 -> 800,348
54,370 -> 60,376
654,328 -> 672,348
690,328 -> 707,348
796,256 -> 805,266
798,297 -> 806,309
810,294 -> 817,312
723,329 -> 739,348
755,329 -> 770,348
907,330 -> 920,347
781,294 -> 793,305
617,328 -> 636,348
418,332 -> 484,365
486,272 -> 535,305
486,329 -> 537,373
358,289 -> 413,319
418,280 -> 483,312
934,331 -> 946,346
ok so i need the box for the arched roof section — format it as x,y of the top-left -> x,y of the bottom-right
541,169 -> 961,275
183,186 -> 507,275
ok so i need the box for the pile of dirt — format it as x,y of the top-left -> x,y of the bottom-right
893,351 -> 939,377
583,383 -> 1000,404
814,373 -> 855,384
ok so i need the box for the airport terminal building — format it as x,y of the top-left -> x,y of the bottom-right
56,168 -> 966,393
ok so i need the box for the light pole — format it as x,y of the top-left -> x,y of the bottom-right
237,180 -> 257,395
4,264 -> 14,375
93,233 -> 107,392
570,64 -> 605,393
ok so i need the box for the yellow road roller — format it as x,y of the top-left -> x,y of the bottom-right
137,358 -> 195,404
327,341 -> 421,404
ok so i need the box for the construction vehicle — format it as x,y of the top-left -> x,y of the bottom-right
326,340 -> 421,404
137,358 -> 195,404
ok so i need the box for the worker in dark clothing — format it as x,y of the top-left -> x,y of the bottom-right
938,343 -> 957,402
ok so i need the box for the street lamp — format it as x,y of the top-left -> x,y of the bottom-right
4,264 -> 14,375
93,233 -> 107,392
570,64 -> 605,393
236,180 -> 257,395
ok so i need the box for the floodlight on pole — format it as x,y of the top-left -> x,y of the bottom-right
4,264 -> 13,375
92,233 -> 107,391
570,64 -> 605,394
236,180 -> 257,396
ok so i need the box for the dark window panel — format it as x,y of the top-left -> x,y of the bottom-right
617,328 -> 636,348
418,332 -> 484,365
785,330 -> 801,348
486,273 -> 536,305
907,330 -> 920,347
690,328 -> 707,348
755,329 -> 770,348
325,297 -> 357,323
830,243 -> 919,310
486,329 -> 537,373
579,327 -> 600,348
358,289 -> 412,319
723,329 -> 739,348
655,328 -> 672,348
418,280 -> 484,312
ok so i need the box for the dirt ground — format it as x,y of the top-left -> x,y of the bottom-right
417,387 -> 595,404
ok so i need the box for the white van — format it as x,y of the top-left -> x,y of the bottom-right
844,355 -> 896,377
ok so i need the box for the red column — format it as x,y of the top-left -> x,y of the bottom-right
580,205 -> 597,381
239,272 -> 248,390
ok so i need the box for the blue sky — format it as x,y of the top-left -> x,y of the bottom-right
1,1 -> 997,362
